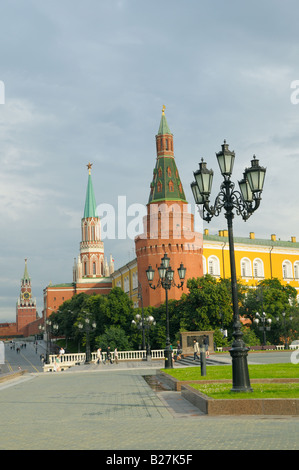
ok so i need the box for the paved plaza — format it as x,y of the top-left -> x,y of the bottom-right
0,360 -> 298,451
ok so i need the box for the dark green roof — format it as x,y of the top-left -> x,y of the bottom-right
22,259 -> 30,281
204,233 -> 299,248
157,112 -> 172,135
148,156 -> 187,204
83,173 -> 98,219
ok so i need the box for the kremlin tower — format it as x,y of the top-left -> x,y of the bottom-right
43,164 -> 113,318
135,107 -> 203,307
16,259 -> 37,332
73,163 -> 106,281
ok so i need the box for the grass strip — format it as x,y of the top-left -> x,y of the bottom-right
163,363 -> 299,381
190,382 -> 299,399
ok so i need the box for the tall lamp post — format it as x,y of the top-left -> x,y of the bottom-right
191,141 -> 266,392
39,319 -> 58,363
78,311 -> 96,363
276,312 -> 293,349
254,312 -> 272,347
132,313 -> 156,358
146,253 -> 186,369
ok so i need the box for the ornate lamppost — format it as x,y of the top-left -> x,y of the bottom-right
78,311 -> 96,363
39,319 -> 58,363
132,313 -> 156,358
191,141 -> 266,392
276,312 -> 293,349
146,253 -> 186,369
254,312 -> 272,347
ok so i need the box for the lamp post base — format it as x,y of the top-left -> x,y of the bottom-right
164,347 -> 173,369
229,346 -> 253,392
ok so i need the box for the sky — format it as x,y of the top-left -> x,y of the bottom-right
1,0 -> 299,321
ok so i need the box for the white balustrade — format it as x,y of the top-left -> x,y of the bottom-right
46,348 -> 174,371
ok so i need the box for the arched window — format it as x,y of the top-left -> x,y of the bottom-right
157,181 -> 162,193
294,261 -> 299,280
169,180 -> 174,192
282,260 -> 293,279
241,258 -> 252,278
202,256 -> 207,275
253,258 -> 264,279
208,256 -> 220,277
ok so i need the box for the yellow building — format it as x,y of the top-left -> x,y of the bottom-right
112,230 -> 299,304
203,229 -> 299,294
110,259 -> 139,308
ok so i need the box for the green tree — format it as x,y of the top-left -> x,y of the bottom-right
95,325 -> 132,351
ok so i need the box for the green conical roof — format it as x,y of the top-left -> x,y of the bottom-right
22,259 -> 30,281
83,164 -> 98,218
157,108 -> 172,135
148,157 -> 187,203
148,108 -> 187,204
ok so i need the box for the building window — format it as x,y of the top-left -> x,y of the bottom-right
253,259 -> 264,279
241,258 -> 252,278
169,180 -> 174,192
208,256 -> 220,277
124,276 -> 129,293
93,262 -> 96,275
294,262 -> 299,280
157,181 -> 162,192
283,260 -> 293,279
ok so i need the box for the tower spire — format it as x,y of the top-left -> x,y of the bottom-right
148,106 -> 186,204
84,163 -> 98,218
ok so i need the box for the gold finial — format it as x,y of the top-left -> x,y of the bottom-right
87,162 -> 93,175
162,105 -> 166,115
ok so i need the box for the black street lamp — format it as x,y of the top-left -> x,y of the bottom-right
132,313 -> 156,358
254,312 -> 272,347
78,311 -> 96,363
146,253 -> 186,369
39,319 -> 58,363
191,141 -> 266,392
276,312 -> 293,349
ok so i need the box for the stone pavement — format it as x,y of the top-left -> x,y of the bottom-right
0,361 -> 298,451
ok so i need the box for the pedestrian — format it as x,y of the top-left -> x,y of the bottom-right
193,339 -> 199,361
203,335 -> 210,358
114,347 -> 118,364
54,355 -> 60,372
107,346 -> 112,364
176,340 -> 182,361
97,347 -> 104,365
59,347 -> 65,362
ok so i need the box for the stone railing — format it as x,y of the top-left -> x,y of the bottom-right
44,348 -> 174,372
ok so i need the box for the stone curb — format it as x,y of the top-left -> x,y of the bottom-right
157,371 -> 299,416
0,370 -> 28,383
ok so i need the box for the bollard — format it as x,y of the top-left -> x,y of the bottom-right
200,346 -> 206,376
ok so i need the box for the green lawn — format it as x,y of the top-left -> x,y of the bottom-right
191,382 -> 299,399
163,363 -> 299,381
162,363 -> 299,399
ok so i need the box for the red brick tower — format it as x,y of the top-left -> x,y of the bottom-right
135,107 -> 203,307
16,259 -> 37,332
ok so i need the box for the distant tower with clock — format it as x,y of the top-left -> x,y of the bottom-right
16,259 -> 37,332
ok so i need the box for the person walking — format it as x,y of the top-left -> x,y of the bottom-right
106,346 -> 112,364
97,347 -> 105,365
203,335 -> 210,358
193,339 -> 200,361
114,347 -> 119,364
